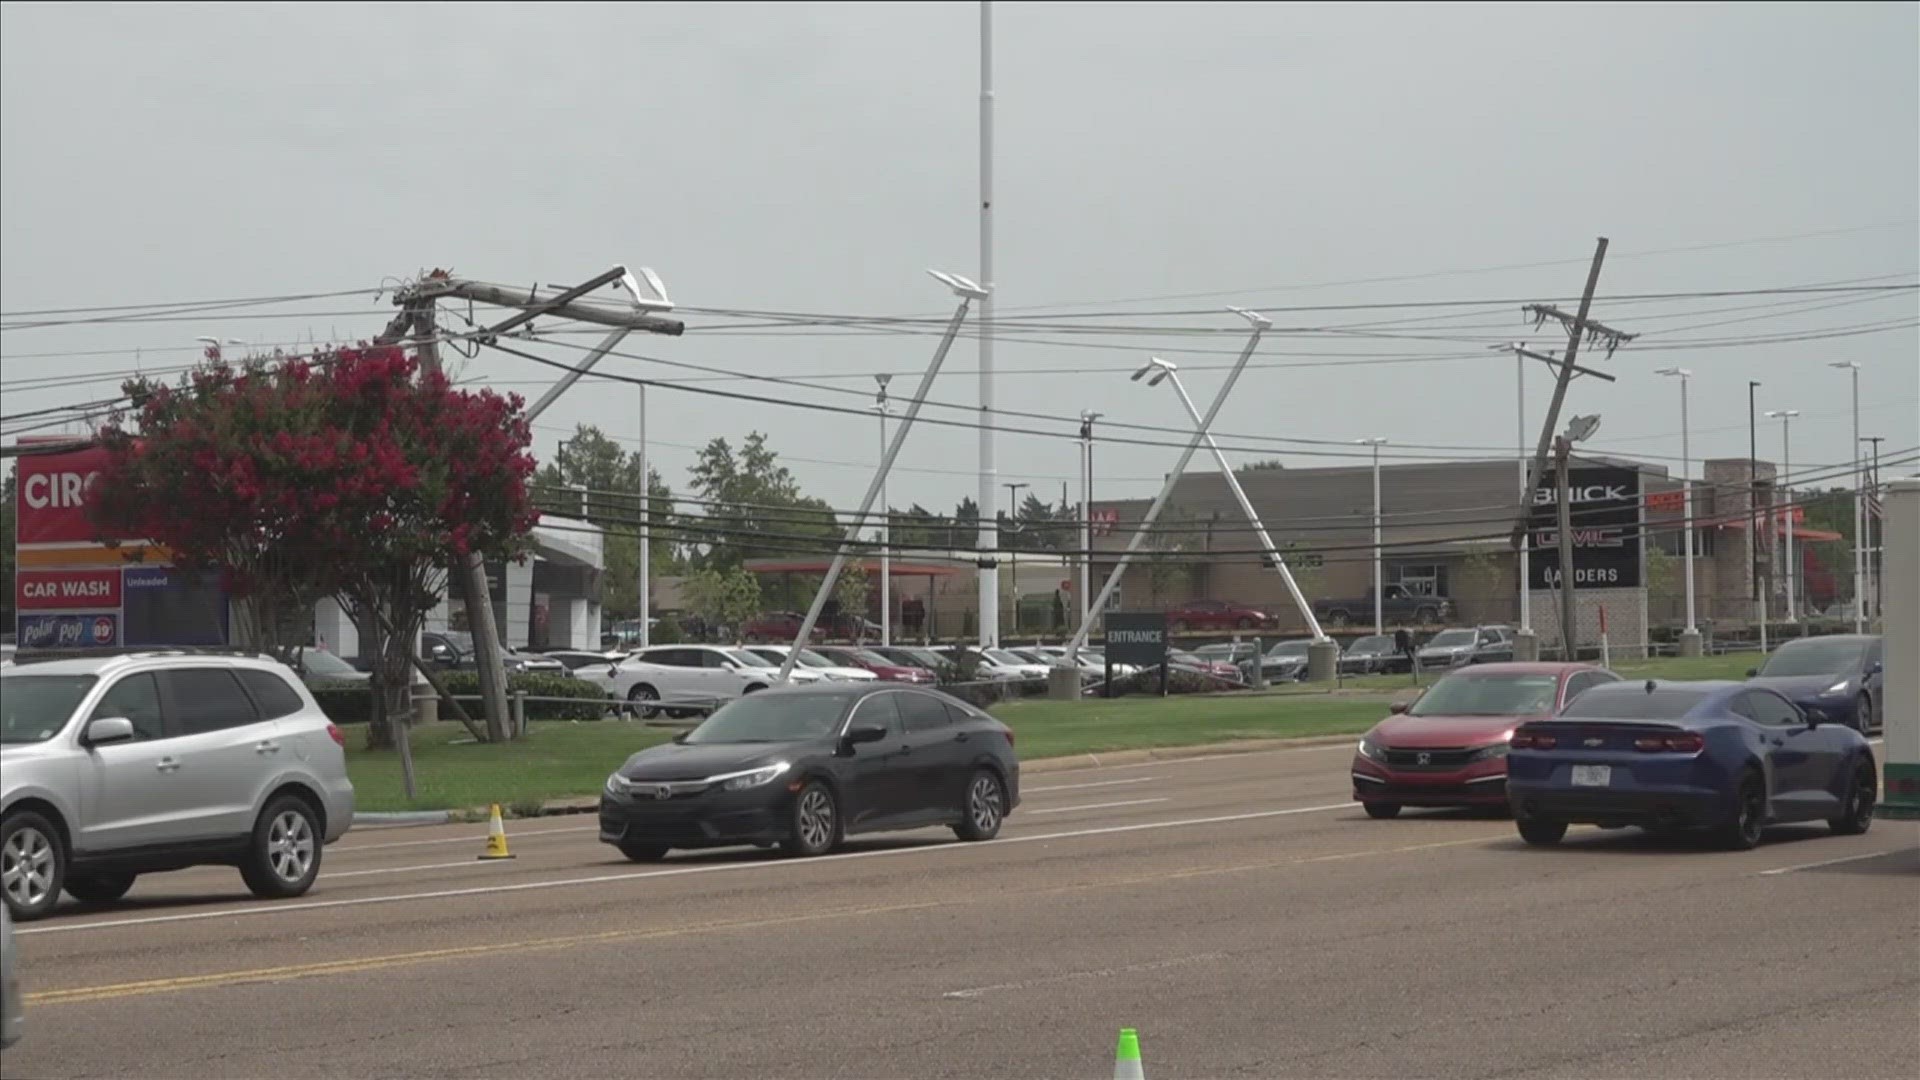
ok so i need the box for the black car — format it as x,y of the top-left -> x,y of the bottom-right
1339,634 -> 1409,675
598,683 -> 1020,862
1747,634 -> 1884,733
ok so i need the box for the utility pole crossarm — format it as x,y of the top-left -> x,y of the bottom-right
416,277 -> 686,337
1513,346 -> 1617,383
1523,305 -> 1638,356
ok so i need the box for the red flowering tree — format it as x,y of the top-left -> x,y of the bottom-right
91,345 -> 538,748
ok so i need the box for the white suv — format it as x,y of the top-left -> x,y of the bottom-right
1,650 -> 356,921
594,645 -> 823,717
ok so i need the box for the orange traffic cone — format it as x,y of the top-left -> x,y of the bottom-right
478,803 -> 515,860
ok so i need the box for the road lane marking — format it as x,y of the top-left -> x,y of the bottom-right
19,801 -> 1358,937
1026,798 -> 1170,815
1024,777 -> 1159,794
325,859 -> 518,880
943,952 -> 1227,999
1757,847 -> 1916,876
332,825 -> 595,854
28,829 -> 1507,1005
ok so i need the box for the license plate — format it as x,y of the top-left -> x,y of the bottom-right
1571,765 -> 1611,787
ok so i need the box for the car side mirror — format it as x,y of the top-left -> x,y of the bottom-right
1745,668 -> 1758,678
1867,661 -> 1882,676
670,732 -> 688,744
844,724 -> 889,747
84,716 -> 136,746
1388,702 -> 1410,715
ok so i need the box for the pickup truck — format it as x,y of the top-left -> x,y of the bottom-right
1310,585 -> 1451,628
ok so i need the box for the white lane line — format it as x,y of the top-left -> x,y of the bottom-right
944,951 -> 1226,999
1024,776 -> 1159,794
325,859 -> 514,880
19,802 -> 1353,937
1757,847 -> 1916,876
1070,743 -> 1353,772
1027,798 -> 1170,815
332,825 -> 594,854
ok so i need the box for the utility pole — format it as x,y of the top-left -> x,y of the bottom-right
875,375 -> 893,647
1657,368 -> 1700,655
1555,436 -> 1577,661
410,266 -> 683,738
1863,435 -> 1884,622
638,383 -> 650,649
1749,380 -> 1766,654
1003,481 -> 1028,637
1076,411 -> 1099,663
1357,438 -> 1388,635
1828,361 -> 1863,631
1766,409 -> 1799,626
1511,240 -> 1636,558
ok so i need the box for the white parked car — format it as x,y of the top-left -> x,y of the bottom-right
601,645 -> 821,717
933,646 -> 1048,682
741,645 -> 878,683
1019,646 -> 1106,679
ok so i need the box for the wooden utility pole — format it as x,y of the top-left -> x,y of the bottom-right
1554,436 -> 1577,661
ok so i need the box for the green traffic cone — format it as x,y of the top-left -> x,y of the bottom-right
1114,1027 -> 1144,1080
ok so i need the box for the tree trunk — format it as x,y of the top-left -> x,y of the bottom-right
362,608 -> 395,751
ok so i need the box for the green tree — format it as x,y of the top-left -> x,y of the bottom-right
532,424 -> 678,617
687,433 -> 838,569
835,560 -> 871,639
683,566 -> 762,640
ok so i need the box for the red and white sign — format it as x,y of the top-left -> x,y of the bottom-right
16,569 -> 123,611
1090,508 -> 1120,537
14,445 -> 112,545
1646,490 -> 1684,513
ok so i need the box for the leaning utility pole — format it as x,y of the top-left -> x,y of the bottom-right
1511,239 -> 1636,654
397,267 -> 683,741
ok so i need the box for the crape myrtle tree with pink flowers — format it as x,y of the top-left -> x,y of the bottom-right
90,344 -> 539,749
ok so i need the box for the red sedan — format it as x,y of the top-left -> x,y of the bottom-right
1350,662 -> 1620,818
812,646 -> 936,685
1165,600 -> 1276,633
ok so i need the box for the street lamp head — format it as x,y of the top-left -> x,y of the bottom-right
1655,367 -> 1692,379
1564,414 -> 1602,443
874,373 -> 893,390
1765,409 -> 1800,420
1131,356 -> 1177,387
1355,437 -> 1388,447
1080,410 -> 1103,423
1228,307 -> 1272,331
926,269 -> 989,300
1828,360 -> 1860,371
615,267 -> 674,312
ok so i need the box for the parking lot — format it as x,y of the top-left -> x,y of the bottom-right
7,742 -> 1917,1079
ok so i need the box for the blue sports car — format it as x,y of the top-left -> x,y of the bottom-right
1506,680 -> 1878,850
1747,634 -> 1884,734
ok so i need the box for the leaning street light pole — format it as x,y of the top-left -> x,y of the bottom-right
1357,438 -> 1388,635
776,271 -> 989,683
1065,310 -> 1300,658
1766,409 -> 1801,625
1830,361 -> 1864,631
1074,411 -> 1101,664
1656,368 -> 1701,656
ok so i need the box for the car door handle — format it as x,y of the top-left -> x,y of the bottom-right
1768,738 -> 1784,746
256,741 -> 280,754
156,756 -> 181,773
954,732 -> 969,743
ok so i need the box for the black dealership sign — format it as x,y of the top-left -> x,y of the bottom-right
1527,465 -> 1643,590
1103,612 -> 1169,666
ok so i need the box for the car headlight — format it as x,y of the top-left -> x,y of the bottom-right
1469,743 -> 1509,762
1358,737 -> 1388,762
604,772 -> 630,797
1824,680 -> 1850,695
714,761 -> 791,792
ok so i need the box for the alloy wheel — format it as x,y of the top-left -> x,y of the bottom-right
968,774 -> 1003,834
797,788 -> 835,852
268,810 -> 315,883
2,825 -> 56,910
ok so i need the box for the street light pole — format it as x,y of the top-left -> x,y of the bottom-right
638,383 -> 650,649
875,375 -> 893,648
1076,412 -> 1099,663
1002,481 -> 1029,637
1863,435 -> 1884,620
1658,368 -> 1699,655
1357,438 -> 1388,635
1766,409 -> 1800,627
1749,381 -> 1766,654
1830,361 -> 1863,631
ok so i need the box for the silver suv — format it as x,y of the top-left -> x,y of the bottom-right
0,651 -> 355,921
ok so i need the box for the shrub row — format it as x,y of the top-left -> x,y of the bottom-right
310,672 -> 611,724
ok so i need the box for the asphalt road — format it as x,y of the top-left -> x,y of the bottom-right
6,742 -> 1917,1079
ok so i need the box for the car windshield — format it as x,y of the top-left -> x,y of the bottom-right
0,674 -> 96,744
1169,651 -> 1200,664
299,650 -> 360,678
1408,673 -> 1559,717
683,692 -> 854,744
440,631 -> 475,654
1348,636 -> 1392,655
985,650 -> 1029,666
724,649 -> 776,669
1759,638 -> 1868,678
840,649 -> 891,666
1560,687 -> 1709,719
1268,641 -> 1311,657
1427,630 -> 1475,648
794,650 -> 839,668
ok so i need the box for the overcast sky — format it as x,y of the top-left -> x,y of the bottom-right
3,1 -> 1915,519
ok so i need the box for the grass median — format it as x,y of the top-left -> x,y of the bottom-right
346,694 -> 1392,814
346,652 -> 1768,813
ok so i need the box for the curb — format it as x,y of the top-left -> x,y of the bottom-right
354,733 -> 1363,828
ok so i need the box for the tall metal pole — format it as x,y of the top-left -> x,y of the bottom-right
1842,364 -> 1863,631
1767,410 -> 1799,626
1864,435 -> 1884,621
1077,413 -> 1096,660
1555,437 -> 1577,661
876,377 -> 892,648
976,0 -> 999,649
1516,348 -> 1530,635
1659,369 -> 1699,643
638,383 -> 650,649
1748,380 -> 1764,653
777,275 -> 986,682
1003,481 -> 1028,638
1066,318 -> 1277,652
1358,437 -> 1386,635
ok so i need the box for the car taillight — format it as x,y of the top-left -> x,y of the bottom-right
1003,728 -> 1016,747
1634,732 -> 1704,753
1511,730 -> 1556,750
327,723 -> 346,747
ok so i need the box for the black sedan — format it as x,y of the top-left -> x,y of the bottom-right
1748,634 -> 1884,733
599,683 -> 1020,862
